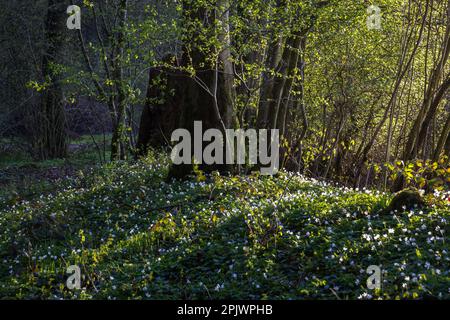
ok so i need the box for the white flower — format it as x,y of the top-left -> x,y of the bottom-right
358,293 -> 373,300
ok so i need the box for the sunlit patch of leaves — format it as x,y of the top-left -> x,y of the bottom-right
0,153 -> 448,300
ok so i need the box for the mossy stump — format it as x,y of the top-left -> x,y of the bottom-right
386,189 -> 426,213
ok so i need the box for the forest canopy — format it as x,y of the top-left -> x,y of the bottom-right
1,0 -> 450,190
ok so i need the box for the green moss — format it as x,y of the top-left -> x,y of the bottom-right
387,189 -> 426,213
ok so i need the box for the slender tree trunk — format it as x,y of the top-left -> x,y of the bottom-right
37,0 -> 68,159
356,0 -> 429,184
217,0 -> 235,128
110,0 -> 129,161
276,31 -> 304,133
257,35 -> 284,129
433,113 -> 450,160
444,125 -> 450,156
404,0 -> 450,159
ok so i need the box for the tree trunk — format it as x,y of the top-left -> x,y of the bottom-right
217,0 -> 235,128
433,112 -> 450,160
403,0 -> 450,160
110,0 -> 129,161
256,35 -> 284,129
167,0 -> 232,179
37,0 -> 68,160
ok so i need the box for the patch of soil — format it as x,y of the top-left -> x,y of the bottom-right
0,165 -> 78,187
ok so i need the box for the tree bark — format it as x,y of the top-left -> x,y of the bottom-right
110,0 -> 129,161
433,112 -> 450,160
37,0 -> 68,160
404,0 -> 450,160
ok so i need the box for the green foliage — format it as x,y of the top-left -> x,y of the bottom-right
0,154 -> 448,299
386,157 -> 450,191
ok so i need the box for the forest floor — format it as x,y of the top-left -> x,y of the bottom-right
0,135 -> 110,210
0,148 -> 449,299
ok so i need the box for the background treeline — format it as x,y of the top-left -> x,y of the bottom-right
1,0 -> 450,190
